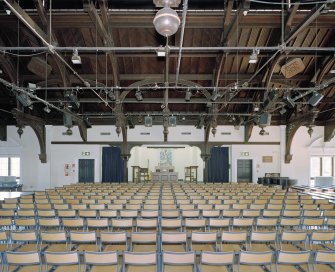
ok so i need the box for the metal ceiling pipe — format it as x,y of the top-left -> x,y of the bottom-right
1,46 -> 335,53
175,0 -> 188,86
0,77 -> 84,122
2,0 -> 112,110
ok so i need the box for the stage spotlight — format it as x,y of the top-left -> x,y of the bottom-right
71,49 -> 81,64
308,92 -> 324,107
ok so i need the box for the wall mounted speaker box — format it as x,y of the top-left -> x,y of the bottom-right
27,57 -> 52,78
280,58 -> 305,79
259,113 -> 272,126
144,116 -> 152,127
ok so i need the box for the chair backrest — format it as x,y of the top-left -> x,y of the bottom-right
6,251 -> 41,268
277,250 -> 311,266
84,251 -> 118,266
221,231 -> 247,242
314,250 -> 335,265
239,251 -> 273,265
100,231 -> 127,244
200,251 -> 234,266
191,232 -> 217,243
161,232 -> 187,244
44,251 -> 79,268
123,251 -> 156,268
162,251 -> 196,269
40,231 -> 67,243
70,231 -> 96,243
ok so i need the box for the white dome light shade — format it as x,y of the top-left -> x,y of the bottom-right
153,7 -> 180,37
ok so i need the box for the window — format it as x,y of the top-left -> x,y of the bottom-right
0,157 -> 20,179
310,156 -> 334,178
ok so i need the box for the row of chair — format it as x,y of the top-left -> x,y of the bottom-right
3,216 -> 335,231
4,249 -> 335,272
1,229 -> 335,252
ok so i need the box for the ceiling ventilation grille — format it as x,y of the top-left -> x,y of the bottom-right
181,132 -> 191,135
100,132 -> 111,136
140,132 -> 151,135
221,132 -> 231,135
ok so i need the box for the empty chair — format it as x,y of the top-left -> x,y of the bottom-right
238,251 -> 273,272
190,232 -> 217,251
38,218 -> 60,230
15,217 -> 36,230
242,209 -> 261,218
200,251 -> 235,272
37,209 -> 56,218
309,231 -> 335,250
70,231 -> 98,251
84,251 -> 118,272
161,209 -> 180,218
302,218 -> 325,230
161,218 -> 182,231
280,231 -> 308,251
136,218 -> 158,231
249,231 -> 277,251
62,218 -> 84,230
161,232 -> 188,252
313,250 -> 335,272
100,231 -> 128,251
87,218 -> 109,231
303,210 -> 322,218
255,218 -> 277,230
184,218 -> 206,231
279,217 -> 301,230
276,250 -> 311,272
10,231 -> 38,251
111,218 -> 133,231
123,251 -> 157,272
130,232 -> 158,252
5,251 -> 41,272
79,209 -> 97,218
232,218 -> 254,231
141,210 -> 159,218
44,251 -> 80,272
162,251 -> 196,272
221,231 -> 248,252
99,209 -> 117,219
207,218 -> 230,231
40,231 -> 68,252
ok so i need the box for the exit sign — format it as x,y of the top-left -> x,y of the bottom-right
82,151 -> 90,156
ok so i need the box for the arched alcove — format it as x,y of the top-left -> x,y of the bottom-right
128,144 -> 203,182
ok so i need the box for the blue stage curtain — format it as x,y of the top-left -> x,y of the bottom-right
208,147 -> 229,182
102,146 -> 124,182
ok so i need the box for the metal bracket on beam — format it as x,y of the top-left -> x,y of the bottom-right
285,110 -> 319,163
12,109 -> 47,163
244,122 -> 253,143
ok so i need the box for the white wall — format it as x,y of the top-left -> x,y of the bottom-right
281,126 -> 335,186
0,124 -> 334,189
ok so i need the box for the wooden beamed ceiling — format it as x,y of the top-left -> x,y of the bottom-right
0,0 -> 334,129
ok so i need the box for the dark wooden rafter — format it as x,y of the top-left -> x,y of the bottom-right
212,0 -> 249,88
264,2 -> 329,89
324,119 -> 335,142
32,0 -> 69,88
285,110 -> 318,163
244,122 -> 253,143
0,37 -> 17,83
84,0 -> 120,86
12,109 -> 47,163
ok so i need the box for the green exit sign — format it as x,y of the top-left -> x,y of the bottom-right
82,151 -> 90,156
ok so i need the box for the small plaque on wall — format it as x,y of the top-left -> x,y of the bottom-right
262,156 -> 273,163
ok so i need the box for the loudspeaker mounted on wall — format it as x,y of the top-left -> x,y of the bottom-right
259,113 -> 272,126
144,116 -> 152,127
